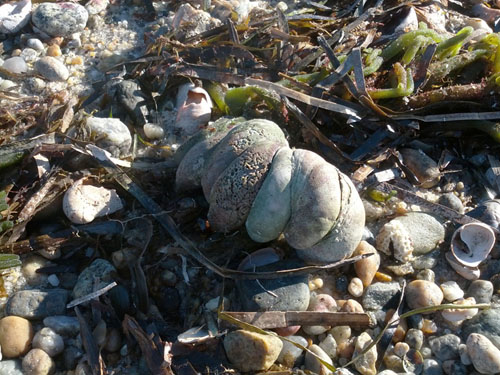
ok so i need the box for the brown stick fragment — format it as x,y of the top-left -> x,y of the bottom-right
220,311 -> 372,330
75,306 -> 106,375
408,82 -> 488,108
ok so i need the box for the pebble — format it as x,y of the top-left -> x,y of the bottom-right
440,281 -> 464,302
393,342 -> 410,357
21,48 -> 38,63
35,56 -> 69,81
441,297 -> 478,323
237,260 -> 310,312
22,348 -> 55,375
412,250 -> 440,270
439,193 -> 464,214
341,299 -> 364,313
32,2 -> 89,37
330,325 -> 351,344
223,330 -> 283,372
43,316 -> 80,336
72,258 -> 116,299
458,343 -> 471,365
21,255 -> 49,286
304,344 -> 334,375
2,56 -> 27,74
393,212 -> 445,254
467,199 -> 500,230
353,332 -> 377,375
462,308 -> 500,349
362,282 -> 401,310
6,289 -> 68,319
303,293 -> 337,335
63,178 -> 123,224
104,328 -> 122,353
466,333 -> 500,374
467,280 -> 494,303
348,277 -> 364,297
143,123 -> 165,140
85,0 -> 110,15
406,328 -> 424,350
423,358 -> 443,375
26,38 -> 44,51
429,334 -> 461,361
0,359 -> 23,375
0,316 -> 33,358
33,327 -> 64,357
442,360 -> 467,375
115,79 -> 149,125
277,335 -> 307,367
85,117 -> 132,157
353,241 -> 380,287
0,0 -> 31,34
319,333 -> 337,359
405,280 -> 443,310
47,275 -> 59,287
46,44 -> 61,57
416,269 -> 435,282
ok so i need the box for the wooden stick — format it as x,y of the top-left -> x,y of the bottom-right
220,311 -> 372,330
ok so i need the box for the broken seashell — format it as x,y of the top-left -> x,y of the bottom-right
63,178 -> 123,224
376,219 -> 414,263
441,297 -> 478,323
451,222 -> 495,267
175,83 -> 213,137
177,326 -> 216,344
445,251 -> 480,281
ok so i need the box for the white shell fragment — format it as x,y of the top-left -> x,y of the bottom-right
175,83 -> 212,137
451,222 -> 495,267
445,251 -> 480,281
63,178 -> 123,224
376,219 -> 414,263
0,0 -> 31,34
177,326 -> 214,344
441,297 -> 478,323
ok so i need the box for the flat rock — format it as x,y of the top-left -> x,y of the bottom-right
85,117 -> 132,157
72,258 -> 116,299
32,2 -> 88,37
467,333 -> 500,374
396,212 -> 445,254
35,56 -> 69,81
462,308 -> 500,350
237,259 -> 310,312
6,289 -> 68,319
2,56 -> 27,74
223,330 -> 282,372
0,0 -> 31,34
43,316 -> 79,336
362,282 -> 401,310
429,334 -> 461,361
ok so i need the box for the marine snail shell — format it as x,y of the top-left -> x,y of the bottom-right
174,117 -> 365,264
450,222 -> 495,267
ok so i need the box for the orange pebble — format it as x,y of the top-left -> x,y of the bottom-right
375,271 -> 393,282
70,56 -> 83,65
47,45 -> 61,57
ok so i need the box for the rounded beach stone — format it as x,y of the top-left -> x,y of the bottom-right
43,316 -> 79,336
362,282 -> 401,310
0,316 -> 34,358
277,335 -> 307,367
304,344 -> 334,375
22,348 -> 55,375
462,308 -> 500,350
440,281 -> 464,302
6,289 -> 68,319
394,212 -> 445,255
429,334 -> 461,361
353,241 -> 380,287
223,330 -> 282,372
72,258 -> 116,299
2,56 -> 27,74
467,333 -> 500,374
85,117 -> 132,157
33,327 -> 64,357
467,280 -> 494,304
27,38 -> 44,51
303,294 -> 337,335
35,56 -> 69,81
353,332 -> 377,375
32,2 -> 88,37
348,277 -> 364,297
405,280 -> 443,310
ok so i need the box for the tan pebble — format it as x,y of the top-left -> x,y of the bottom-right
309,277 -> 323,291
22,255 -> 49,286
305,344 -> 334,375
384,353 -> 404,372
393,322 -> 407,343
341,299 -> 364,313
0,316 -> 34,358
375,271 -> 393,282
354,332 -> 377,375
223,330 -> 283,372
47,45 -> 61,57
337,337 -> 356,359
83,44 -> 95,51
406,280 -> 443,310
330,325 -> 351,343
456,181 -> 465,191
70,56 -> 83,65
467,333 -> 500,374
93,320 -> 107,348
421,319 -> 438,334
394,342 -> 410,358
11,49 -> 21,57
353,241 -> 381,287
348,277 -> 364,297
22,348 -> 55,375
440,281 -> 464,302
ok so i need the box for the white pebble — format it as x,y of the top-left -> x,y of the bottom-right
348,277 -> 364,297
27,38 -> 44,51
440,281 -> 464,302
33,327 -> 64,357
277,335 -> 307,367
394,342 -> 410,358
143,123 -> 164,139
319,334 -> 337,359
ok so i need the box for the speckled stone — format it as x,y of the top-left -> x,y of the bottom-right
462,308 -> 500,350
362,282 -> 401,310
467,280 -> 494,304
429,334 -> 461,361
35,56 -> 69,81
22,348 -> 55,375
32,2 -> 88,37
277,335 -> 307,367
0,0 -> 31,34
304,344 -> 334,375
72,259 -> 116,299
6,289 -> 68,319
442,360 -> 467,375
405,328 -> 424,350
223,330 -> 282,372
